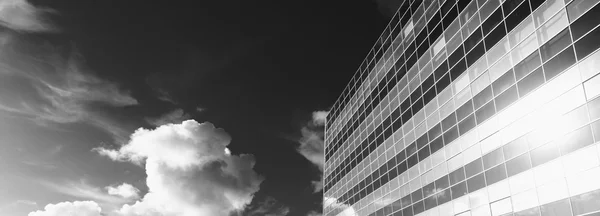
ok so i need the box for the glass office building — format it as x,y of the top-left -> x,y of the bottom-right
323,0 -> 600,215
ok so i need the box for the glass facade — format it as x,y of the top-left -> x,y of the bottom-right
323,0 -> 600,216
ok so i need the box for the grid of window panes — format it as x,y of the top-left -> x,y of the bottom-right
323,0 -> 600,216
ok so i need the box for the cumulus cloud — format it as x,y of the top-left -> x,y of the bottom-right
97,120 -> 264,216
145,109 -> 191,127
0,0 -> 55,32
28,201 -> 102,216
0,30 -> 137,140
297,111 -> 328,192
106,183 -> 140,199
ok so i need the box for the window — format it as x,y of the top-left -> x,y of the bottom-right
475,101 -> 496,124
442,113 -> 458,132
530,142 -> 560,167
575,24 -> 600,60
465,158 -> 484,178
467,173 -> 486,193
509,17 -> 535,48
485,163 -> 507,185
569,0 -> 600,40
567,0 -> 600,22
458,114 -> 476,135
451,181 -> 468,199
571,189 -> 600,215
543,46 -> 576,80
493,70 -> 516,96
473,86 -> 494,110
457,101 -> 475,121
485,23 -> 507,50
483,148 -> 505,169
539,28 -> 572,62
506,153 -> 532,177
536,9 -> 569,45
533,0 -> 565,28
495,86 -> 519,111
557,125 -> 594,155
450,167 -> 467,185
517,67 -> 544,96
539,199 -> 572,216
505,0 -> 531,33
466,41 -> 485,67
480,0 -> 501,22
465,27 -> 484,53
514,51 -> 541,80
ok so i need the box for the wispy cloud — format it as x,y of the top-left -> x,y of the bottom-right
0,29 -> 138,141
144,109 -> 191,127
241,196 -> 290,216
38,180 -> 132,205
296,111 -> 327,193
96,120 -> 264,216
0,0 -> 56,32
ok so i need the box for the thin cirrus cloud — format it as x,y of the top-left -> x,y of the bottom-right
297,110 -> 328,193
144,109 -> 191,127
93,120 -> 264,216
0,31 -> 138,141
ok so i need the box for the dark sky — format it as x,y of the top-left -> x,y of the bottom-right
4,0 -> 390,215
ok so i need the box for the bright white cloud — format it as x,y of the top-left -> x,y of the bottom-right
97,120 -> 264,216
28,201 -> 101,216
0,0 -> 55,32
106,183 -> 140,199
297,111 -> 328,192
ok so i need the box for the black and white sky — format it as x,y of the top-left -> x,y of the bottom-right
0,0 -> 390,215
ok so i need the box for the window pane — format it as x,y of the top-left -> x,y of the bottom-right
475,101 -> 496,124
467,173 -> 487,193
459,114 -> 477,135
557,125 -> 594,155
536,9 -> 569,45
539,198 -> 572,216
513,34 -> 540,65
567,0 -> 600,22
465,158 -> 484,178
574,23 -> 600,60
533,0 -> 566,28
570,1 -> 600,41
457,101 -> 475,122
485,23 -> 507,50
495,86 -> 519,111
474,86 -> 494,110
485,163 -> 507,185
514,207 -> 541,216
509,16 -> 535,48
571,189 -> 600,215
492,70 -> 516,96
451,181 -> 468,199
450,167 -> 467,185
460,0 -> 478,27
503,135 -> 529,160
484,148 -> 505,169
544,46 -> 576,80
506,0 -> 531,33
514,51 -> 541,81
539,28 -> 572,62
480,0 -> 501,22
530,142 -> 560,167
506,153 -> 532,177
517,67 -> 544,96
